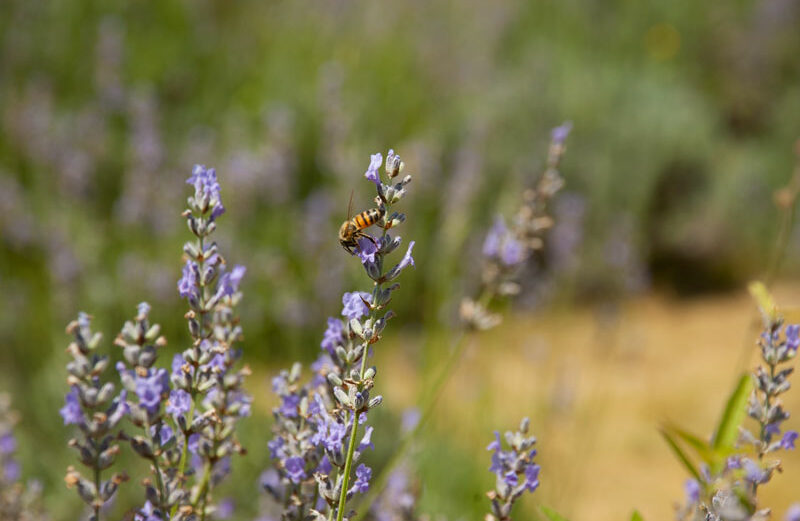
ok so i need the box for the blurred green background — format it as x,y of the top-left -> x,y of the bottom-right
1,0 -> 800,519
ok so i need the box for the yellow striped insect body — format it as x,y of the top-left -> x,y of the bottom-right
339,206 -> 385,255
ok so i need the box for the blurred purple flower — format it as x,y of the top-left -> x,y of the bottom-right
217,265 -> 246,298
0,433 -> 16,455
780,430 -> 798,450
321,317 -> 344,355
685,478 -> 700,503
135,369 -> 168,414
551,121 -> 572,146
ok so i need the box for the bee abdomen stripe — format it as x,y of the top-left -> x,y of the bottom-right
354,214 -> 366,228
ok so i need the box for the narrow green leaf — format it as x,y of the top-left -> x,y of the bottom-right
540,505 -> 571,521
711,374 -> 752,452
664,424 -> 713,463
659,428 -> 701,481
630,510 -> 644,521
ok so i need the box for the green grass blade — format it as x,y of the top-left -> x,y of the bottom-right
664,424 -> 713,463
540,505 -> 571,521
711,373 -> 752,452
659,427 -> 701,481
630,510 -> 644,521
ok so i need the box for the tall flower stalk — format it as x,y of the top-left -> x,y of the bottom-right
60,313 -> 129,521
675,297 -> 798,521
173,165 -> 250,520
261,150 -> 414,521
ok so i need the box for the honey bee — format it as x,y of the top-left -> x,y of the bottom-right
339,202 -> 385,255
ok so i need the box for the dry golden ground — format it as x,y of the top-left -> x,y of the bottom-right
372,282 -> 800,521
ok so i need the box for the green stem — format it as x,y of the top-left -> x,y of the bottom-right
335,342 -> 371,521
144,419 -> 167,506
171,230 -> 207,519
93,453 -> 102,521
354,288 -> 494,521
196,460 -> 213,521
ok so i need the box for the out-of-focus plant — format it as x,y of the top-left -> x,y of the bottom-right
0,394 -> 48,521
663,282 -> 798,521
357,124 -> 570,517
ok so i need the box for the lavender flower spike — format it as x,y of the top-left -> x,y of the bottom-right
485,417 -> 539,521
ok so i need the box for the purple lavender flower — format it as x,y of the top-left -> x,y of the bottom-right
502,471 -> 518,488
485,418 -> 539,520
278,394 -> 300,418
780,430 -> 798,450
0,433 -> 16,455
356,237 -> 378,265
351,464 -> 371,494
59,388 -> 83,425
684,478 -> 700,504
135,369 -> 168,414
401,408 -> 421,433
267,437 -> 285,459
500,237 -> 525,266
313,415 -> 348,453
284,456 -> 306,484
321,318 -> 345,355
364,153 -> 383,187
165,389 -> 191,419
187,165 -> 225,219
523,463 -> 540,492
216,498 -> 235,519
743,459 -> 768,484
551,121 -> 572,146
216,264 -> 246,298
483,217 -> 506,258
342,292 -> 371,320
787,504 -> 800,521
177,260 -> 198,299
787,324 -> 800,352
4,459 -> 20,481
396,242 -> 415,272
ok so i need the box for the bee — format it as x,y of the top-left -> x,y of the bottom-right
339,195 -> 385,255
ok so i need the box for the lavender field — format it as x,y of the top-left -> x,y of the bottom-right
2,1 -> 800,520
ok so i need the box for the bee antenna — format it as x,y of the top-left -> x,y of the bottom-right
346,189 -> 354,220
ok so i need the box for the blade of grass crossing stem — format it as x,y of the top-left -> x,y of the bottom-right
664,424 -> 714,464
659,428 -> 702,482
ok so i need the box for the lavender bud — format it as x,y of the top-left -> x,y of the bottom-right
334,388 -> 351,407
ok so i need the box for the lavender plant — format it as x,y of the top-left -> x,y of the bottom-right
60,312 -> 129,521
461,122 -> 571,330
60,164 -> 249,521
0,394 -> 48,521
261,150 -> 414,521
669,284 -> 798,521
485,417 -> 540,521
